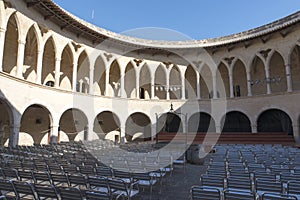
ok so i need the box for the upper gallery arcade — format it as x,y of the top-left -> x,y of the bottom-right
1,0 -> 300,146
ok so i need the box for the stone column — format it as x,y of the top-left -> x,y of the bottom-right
9,125 -> 20,147
36,49 -> 43,84
246,71 -> 253,97
293,125 -> 300,144
151,75 -> 155,99
105,67 -> 109,96
120,71 -> 125,98
166,73 -> 170,100
54,58 -> 61,88
50,125 -> 59,144
213,75 -> 218,99
229,72 -> 234,98
265,67 -> 271,94
285,64 -> 293,92
119,126 -> 126,144
0,27 -> 6,72
251,124 -> 257,133
16,39 -> 26,78
89,67 -> 94,95
215,125 -> 221,134
72,62 -> 78,92
181,73 -> 185,100
135,71 -> 140,99
151,123 -> 156,142
197,72 -> 201,99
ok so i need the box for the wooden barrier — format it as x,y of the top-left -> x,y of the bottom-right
156,132 -> 295,145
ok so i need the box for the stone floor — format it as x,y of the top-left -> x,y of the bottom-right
134,159 -> 209,200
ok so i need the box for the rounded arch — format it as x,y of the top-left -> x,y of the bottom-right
20,104 -> 53,145
23,25 -> 38,82
290,44 -> 300,91
124,61 -> 136,98
108,60 -> 121,97
232,59 -> 247,97
169,65 -> 181,99
269,51 -> 287,93
157,112 -> 183,133
217,62 -> 230,98
257,109 -> 293,135
125,112 -> 151,142
3,13 -> 18,75
0,98 -> 14,146
93,111 -> 121,142
154,64 -> 167,99
185,65 -> 197,99
188,112 -> 216,133
93,55 -> 106,96
139,63 -> 151,99
221,111 -> 251,132
59,108 -> 88,141
77,50 -> 90,93
42,37 -> 55,86
60,44 -> 73,90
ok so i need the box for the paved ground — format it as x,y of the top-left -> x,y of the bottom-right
134,157 -> 210,200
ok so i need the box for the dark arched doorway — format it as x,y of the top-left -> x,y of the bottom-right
257,109 -> 293,135
157,112 -> 182,133
221,111 -> 251,132
188,112 -> 216,133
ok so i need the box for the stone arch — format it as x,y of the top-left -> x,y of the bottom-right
169,65 -> 181,99
125,112 -> 151,142
139,63 -> 151,99
221,111 -> 251,132
60,44 -> 73,91
257,109 -> 293,135
269,51 -> 287,93
290,45 -> 300,91
93,111 -> 121,142
23,25 -> 38,82
108,60 -> 121,97
157,112 -> 183,133
200,64 -> 212,99
77,50 -> 90,93
0,98 -> 14,146
232,59 -> 247,97
250,56 -> 267,95
185,65 -> 197,99
3,13 -> 18,75
154,64 -> 167,99
42,37 -> 55,86
93,55 -> 106,96
59,108 -> 88,141
124,61 -> 136,98
188,112 -> 216,133
217,62 -> 230,98
20,104 -> 53,145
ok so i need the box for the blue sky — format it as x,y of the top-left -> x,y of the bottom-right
53,0 -> 300,41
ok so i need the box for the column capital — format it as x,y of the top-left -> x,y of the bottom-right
18,39 -> 26,45
0,27 -> 6,33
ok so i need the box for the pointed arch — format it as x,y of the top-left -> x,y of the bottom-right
200,64 -> 212,99
42,37 -> 55,86
217,62 -> 230,98
232,59 -> 247,97
77,50 -> 90,93
154,64 -> 167,99
169,65 -> 181,99
250,56 -> 266,95
23,25 -> 38,82
60,44 -> 73,91
93,55 -> 106,96
290,45 -> 300,91
124,61 -> 136,98
108,60 -> 121,97
3,13 -> 18,75
269,51 -> 287,93
185,65 -> 197,99
139,63 -> 151,99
